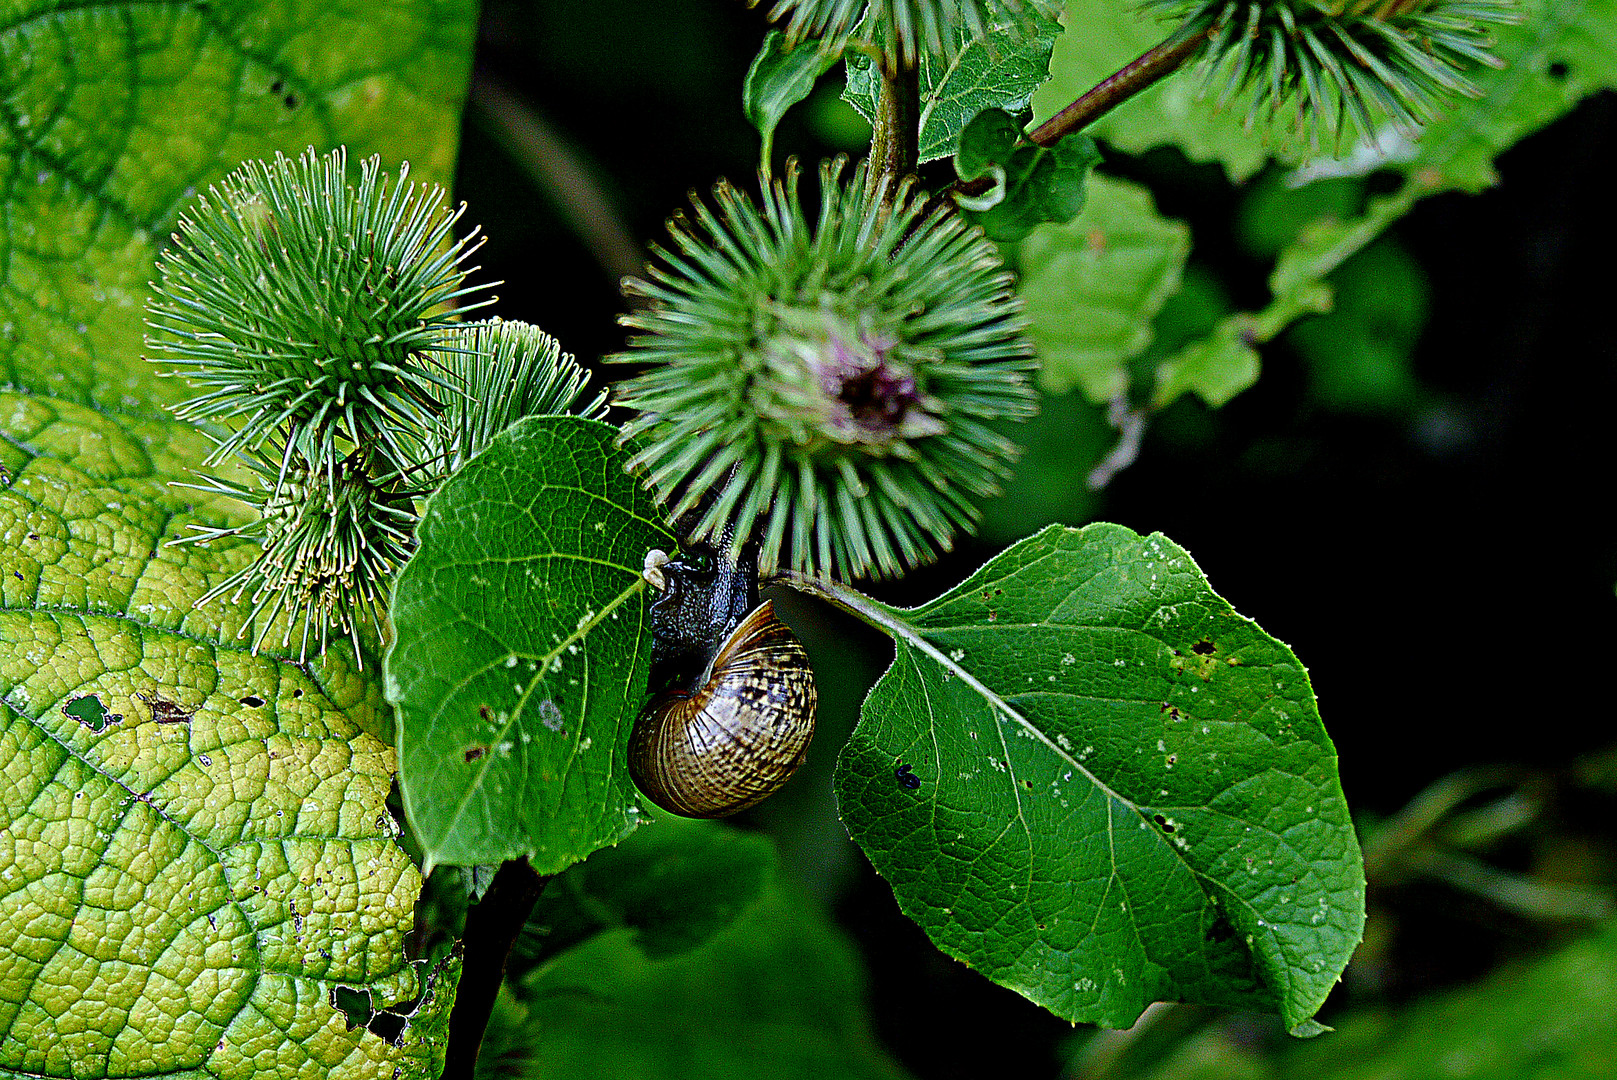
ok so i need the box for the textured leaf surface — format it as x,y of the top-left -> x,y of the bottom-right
0,396 -> 446,1078
845,11 -> 1062,163
1018,174 -> 1190,400
387,416 -> 673,874
507,835 -> 909,1080
0,0 -> 477,415
1033,0 -> 1270,181
834,524 -> 1364,1030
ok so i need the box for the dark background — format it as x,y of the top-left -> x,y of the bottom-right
456,3 -> 1617,1076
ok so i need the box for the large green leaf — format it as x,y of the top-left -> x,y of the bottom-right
0,0 -> 477,415
0,396 -> 450,1077
387,416 -> 673,875
833,523 -> 1364,1031
844,9 -> 1063,163
1018,173 -> 1191,400
0,2 -> 478,1073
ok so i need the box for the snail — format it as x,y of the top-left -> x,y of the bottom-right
628,536 -> 816,818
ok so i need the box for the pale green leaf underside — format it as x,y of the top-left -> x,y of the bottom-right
1019,174 -> 1190,401
0,395 -> 445,1078
387,416 -> 673,875
0,0 -> 477,416
845,10 -> 1063,163
834,524 -> 1364,1030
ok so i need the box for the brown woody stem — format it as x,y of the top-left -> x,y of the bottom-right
953,28 -> 1207,200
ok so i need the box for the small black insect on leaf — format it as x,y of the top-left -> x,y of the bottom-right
894,762 -> 922,790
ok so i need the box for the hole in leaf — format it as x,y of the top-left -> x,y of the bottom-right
240,695 -> 266,708
330,986 -> 371,1031
1192,640 -> 1215,655
1153,813 -> 1176,833
62,694 -> 122,732
1548,61 -> 1570,80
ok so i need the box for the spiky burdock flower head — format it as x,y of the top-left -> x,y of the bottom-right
753,0 -> 1064,67
611,158 -> 1037,581
1145,0 -> 1519,143
421,318 -> 609,477
180,447 -> 417,662
146,146 -> 492,478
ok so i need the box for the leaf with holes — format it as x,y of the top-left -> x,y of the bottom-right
0,395 -> 451,1076
833,523 -> 1364,1030
387,416 -> 674,874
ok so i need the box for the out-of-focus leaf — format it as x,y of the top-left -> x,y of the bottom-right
523,814 -> 777,962
1103,918 -> 1617,1080
1403,0 -> 1617,192
1288,240 -> 1428,415
387,415 -> 673,875
834,523 -> 1364,1030
844,9 -> 1063,162
501,871 -> 910,1080
744,30 -> 839,166
1019,173 -> 1190,400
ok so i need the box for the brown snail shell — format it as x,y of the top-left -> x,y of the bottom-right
628,539 -> 816,818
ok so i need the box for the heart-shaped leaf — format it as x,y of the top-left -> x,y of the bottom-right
387,416 -> 673,874
833,523 -> 1364,1030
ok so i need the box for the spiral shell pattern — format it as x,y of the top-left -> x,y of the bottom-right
629,601 -> 816,818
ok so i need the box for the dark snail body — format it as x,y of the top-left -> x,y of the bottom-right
629,539 -> 816,818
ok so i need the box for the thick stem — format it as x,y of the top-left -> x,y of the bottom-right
870,60 -> 920,186
441,859 -> 552,1079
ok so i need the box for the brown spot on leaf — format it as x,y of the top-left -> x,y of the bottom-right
464,746 -> 488,763
140,692 -> 195,725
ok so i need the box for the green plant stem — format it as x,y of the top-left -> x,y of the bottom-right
952,28 -> 1206,200
442,859 -> 552,1079
870,60 -> 920,186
